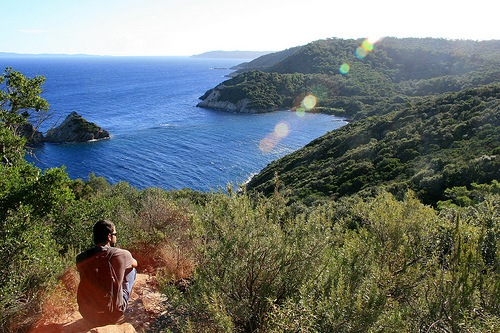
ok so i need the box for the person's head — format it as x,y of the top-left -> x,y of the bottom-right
93,220 -> 116,246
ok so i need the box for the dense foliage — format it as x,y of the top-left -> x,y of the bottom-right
199,38 -> 500,120
168,188 -> 500,333
247,84 -> 500,206
229,46 -> 301,74
0,68 -> 70,331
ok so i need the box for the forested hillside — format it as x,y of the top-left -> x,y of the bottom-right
198,38 -> 500,119
247,84 -> 500,206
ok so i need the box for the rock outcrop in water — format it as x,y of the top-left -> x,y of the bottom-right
16,123 -> 44,145
44,112 -> 110,143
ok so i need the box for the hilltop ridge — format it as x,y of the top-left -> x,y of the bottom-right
191,50 -> 272,59
197,37 -> 500,118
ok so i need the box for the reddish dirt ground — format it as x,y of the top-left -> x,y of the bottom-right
31,269 -> 168,333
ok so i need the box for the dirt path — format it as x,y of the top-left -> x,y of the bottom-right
31,269 -> 177,333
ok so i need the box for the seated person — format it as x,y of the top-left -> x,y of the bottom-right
76,220 -> 138,326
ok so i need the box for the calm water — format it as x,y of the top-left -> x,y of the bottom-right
2,56 -> 346,191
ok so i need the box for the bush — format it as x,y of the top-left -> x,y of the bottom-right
265,192 -> 500,332
0,206 -> 65,332
129,188 -> 194,280
185,188 -> 327,332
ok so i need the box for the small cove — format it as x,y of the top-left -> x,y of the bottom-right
2,56 -> 347,191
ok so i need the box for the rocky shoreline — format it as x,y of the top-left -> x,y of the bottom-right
196,84 -> 271,114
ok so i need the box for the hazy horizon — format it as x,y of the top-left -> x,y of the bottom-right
0,49 -> 272,57
3,36 -> 500,59
2,0 -> 500,57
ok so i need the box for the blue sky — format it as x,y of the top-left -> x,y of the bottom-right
2,0 -> 499,56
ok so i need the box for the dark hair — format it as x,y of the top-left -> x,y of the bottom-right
93,220 -> 115,245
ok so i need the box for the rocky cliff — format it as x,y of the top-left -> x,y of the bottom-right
44,112 -> 110,143
196,84 -> 267,113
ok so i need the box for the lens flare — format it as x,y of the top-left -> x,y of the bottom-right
355,47 -> 367,59
274,121 -> 289,138
295,108 -> 306,117
339,63 -> 350,74
259,121 -> 291,152
302,95 -> 317,110
312,85 -> 328,102
362,40 -> 374,52
259,137 -> 274,153
356,37 -> 380,59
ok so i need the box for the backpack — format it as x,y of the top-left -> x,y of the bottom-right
77,247 -> 123,325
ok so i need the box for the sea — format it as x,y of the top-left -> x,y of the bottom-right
1,56 -> 347,192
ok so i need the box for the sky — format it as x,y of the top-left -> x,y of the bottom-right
1,0 -> 499,56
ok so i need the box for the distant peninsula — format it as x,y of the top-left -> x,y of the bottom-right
191,50 -> 272,60
196,37 -> 500,117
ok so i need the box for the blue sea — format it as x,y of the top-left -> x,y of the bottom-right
2,56 -> 347,192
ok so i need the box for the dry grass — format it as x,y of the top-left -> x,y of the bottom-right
130,241 -> 194,281
29,193 -> 197,332
33,267 -> 80,328
130,193 -> 195,282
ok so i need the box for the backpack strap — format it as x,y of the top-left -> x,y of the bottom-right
105,246 -> 118,259
104,246 -> 121,313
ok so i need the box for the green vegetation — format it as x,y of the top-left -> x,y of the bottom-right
71,117 -> 100,133
2,36 -> 500,333
230,46 -> 301,74
170,188 -> 500,332
199,38 -> 500,119
247,84 -> 500,207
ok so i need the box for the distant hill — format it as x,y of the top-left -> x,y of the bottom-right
0,52 -> 31,58
197,37 -> 500,119
247,84 -> 500,206
229,46 -> 301,74
191,50 -> 273,59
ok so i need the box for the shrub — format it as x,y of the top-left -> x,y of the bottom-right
265,192 -> 500,332
0,206 -> 65,332
185,188 -> 327,332
129,188 -> 194,280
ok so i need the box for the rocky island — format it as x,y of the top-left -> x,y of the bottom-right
44,111 -> 110,143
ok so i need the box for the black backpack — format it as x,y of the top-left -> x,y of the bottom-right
77,247 -> 124,325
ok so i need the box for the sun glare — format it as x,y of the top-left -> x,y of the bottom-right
355,37 -> 380,59
339,63 -> 350,74
275,121 -> 290,138
367,36 -> 381,44
302,95 -> 317,110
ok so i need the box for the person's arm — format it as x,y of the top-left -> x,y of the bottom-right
132,258 -> 138,268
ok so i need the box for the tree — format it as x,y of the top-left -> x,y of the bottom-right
0,68 -> 74,220
0,69 -> 74,331
0,67 -> 50,165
